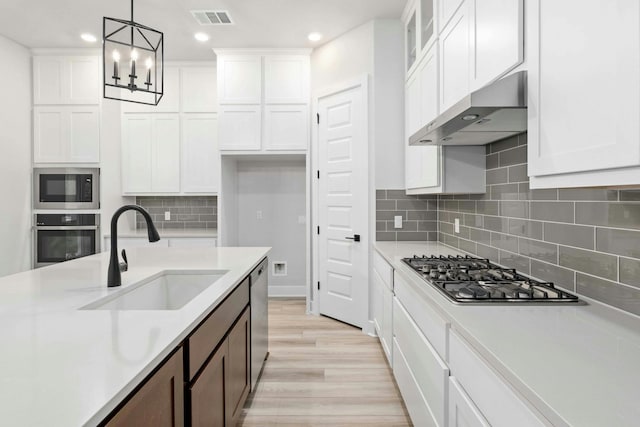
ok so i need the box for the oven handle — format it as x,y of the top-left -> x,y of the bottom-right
34,226 -> 100,231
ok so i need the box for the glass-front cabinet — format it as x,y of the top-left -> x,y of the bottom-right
406,11 -> 417,71
405,0 -> 437,75
421,0 -> 435,50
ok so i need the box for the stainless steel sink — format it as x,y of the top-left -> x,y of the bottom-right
82,270 -> 228,310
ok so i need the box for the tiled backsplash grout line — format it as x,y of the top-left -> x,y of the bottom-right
136,196 -> 217,230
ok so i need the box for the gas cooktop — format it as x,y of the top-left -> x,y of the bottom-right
402,255 -> 579,304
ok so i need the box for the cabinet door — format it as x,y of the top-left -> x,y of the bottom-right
122,115 -> 153,193
372,270 -> 384,339
152,115 -> 181,193
68,107 -> 100,162
67,56 -> 100,104
218,106 -> 262,150
471,0 -> 523,90
439,1 -> 471,112
227,307 -> 251,426
263,105 -> 308,151
181,67 -> 217,112
33,57 -> 65,105
528,0 -> 640,177
33,107 -> 66,163
264,55 -> 309,104
105,348 -> 184,427
190,340 -> 228,427
217,55 -> 262,104
439,0 -> 465,31
182,114 -> 219,193
449,377 -> 490,427
421,0 -> 436,51
381,283 -> 393,364
405,71 -> 422,138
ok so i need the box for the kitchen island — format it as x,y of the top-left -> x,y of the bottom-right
374,241 -> 640,427
0,246 -> 269,426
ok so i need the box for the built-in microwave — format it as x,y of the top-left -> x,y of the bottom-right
34,168 -> 100,210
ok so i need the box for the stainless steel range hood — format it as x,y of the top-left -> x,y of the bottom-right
409,71 -> 527,146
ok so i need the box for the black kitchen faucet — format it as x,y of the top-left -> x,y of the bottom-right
107,205 -> 160,287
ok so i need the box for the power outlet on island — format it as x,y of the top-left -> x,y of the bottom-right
454,218 -> 460,234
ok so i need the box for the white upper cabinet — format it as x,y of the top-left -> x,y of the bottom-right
470,0 -> 524,90
439,0 -> 465,31
218,105 -> 262,150
264,56 -> 309,104
182,114 -> 219,193
181,67 -> 217,112
264,105 -> 309,150
216,50 -> 310,152
405,6 -> 419,73
34,56 -> 100,105
34,106 -> 100,163
420,0 -> 436,51
528,0 -> 640,188
217,55 -> 262,104
121,114 -> 180,194
439,1 -> 471,112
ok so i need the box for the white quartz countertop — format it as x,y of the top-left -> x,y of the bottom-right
374,241 -> 640,427
0,246 -> 269,427
104,228 -> 218,238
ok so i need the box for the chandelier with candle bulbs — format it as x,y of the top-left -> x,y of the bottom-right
103,0 -> 164,105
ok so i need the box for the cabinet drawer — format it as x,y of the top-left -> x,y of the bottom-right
449,330 -> 545,427
394,271 -> 449,360
449,376 -> 490,427
393,297 -> 449,427
373,250 -> 393,290
392,338 -> 438,427
187,278 -> 249,380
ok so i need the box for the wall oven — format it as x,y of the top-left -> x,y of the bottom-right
34,214 -> 100,268
34,168 -> 100,210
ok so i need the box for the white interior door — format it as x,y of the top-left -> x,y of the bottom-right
316,80 -> 368,328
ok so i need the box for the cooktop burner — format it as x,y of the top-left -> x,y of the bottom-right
402,255 -> 579,304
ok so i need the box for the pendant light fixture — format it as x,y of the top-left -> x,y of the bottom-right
103,0 -> 164,105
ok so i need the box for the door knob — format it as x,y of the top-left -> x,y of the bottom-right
345,234 -> 360,242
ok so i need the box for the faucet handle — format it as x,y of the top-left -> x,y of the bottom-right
120,249 -> 128,272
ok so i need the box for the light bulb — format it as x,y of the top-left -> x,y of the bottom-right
145,58 -> 153,69
130,49 -> 139,62
112,50 -> 120,62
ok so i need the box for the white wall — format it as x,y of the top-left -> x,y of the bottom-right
0,35 -> 32,276
373,20 -> 405,189
236,159 -> 306,297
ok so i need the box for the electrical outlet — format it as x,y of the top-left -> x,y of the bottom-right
394,216 -> 403,229
454,218 -> 460,233
256,210 -> 263,220
164,211 -> 171,221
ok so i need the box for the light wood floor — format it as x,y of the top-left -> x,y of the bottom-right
239,298 -> 412,426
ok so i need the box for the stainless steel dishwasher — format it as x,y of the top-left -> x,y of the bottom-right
250,258 -> 268,390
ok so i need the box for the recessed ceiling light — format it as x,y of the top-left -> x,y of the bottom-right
81,33 -> 97,43
308,32 -> 323,42
194,32 -> 210,42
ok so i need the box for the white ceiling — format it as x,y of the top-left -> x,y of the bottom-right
0,0 -> 406,60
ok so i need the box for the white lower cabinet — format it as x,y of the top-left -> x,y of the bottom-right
448,376 -> 490,427
393,297 -> 449,427
372,251 -> 394,364
449,330 -> 545,427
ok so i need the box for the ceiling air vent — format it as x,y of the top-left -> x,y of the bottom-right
191,10 -> 234,26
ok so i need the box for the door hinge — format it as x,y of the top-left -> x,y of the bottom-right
317,281 -> 320,290
317,170 -> 320,179
317,226 -> 320,235
317,113 -> 320,124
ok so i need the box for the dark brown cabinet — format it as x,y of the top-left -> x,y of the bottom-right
189,307 -> 250,427
103,348 -> 184,427
101,272 -> 255,427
